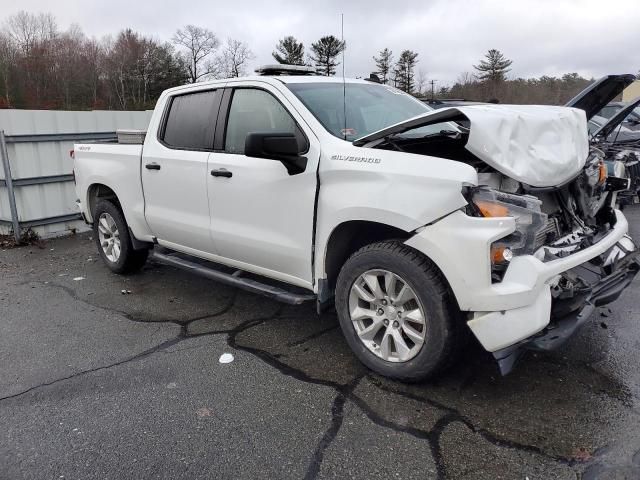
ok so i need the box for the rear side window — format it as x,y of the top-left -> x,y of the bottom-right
162,90 -> 219,150
224,89 -> 307,154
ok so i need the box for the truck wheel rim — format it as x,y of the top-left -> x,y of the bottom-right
97,212 -> 121,263
348,269 -> 427,363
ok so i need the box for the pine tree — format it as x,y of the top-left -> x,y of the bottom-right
394,50 -> 418,93
272,36 -> 305,65
473,49 -> 512,82
309,35 -> 346,76
373,48 -> 393,84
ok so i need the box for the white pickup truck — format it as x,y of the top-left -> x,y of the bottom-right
74,67 -> 639,380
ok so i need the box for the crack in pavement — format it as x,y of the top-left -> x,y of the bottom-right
0,282 -> 240,402
303,376 -> 363,480
2,278 -> 591,478
16,279 -> 238,326
223,313 -> 577,479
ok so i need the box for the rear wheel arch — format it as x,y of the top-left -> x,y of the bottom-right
87,183 -> 121,222
92,199 -> 148,274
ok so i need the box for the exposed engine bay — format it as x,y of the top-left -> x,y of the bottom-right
371,128 -> 639,325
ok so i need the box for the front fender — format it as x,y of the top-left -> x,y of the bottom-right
314,147 -> 477,283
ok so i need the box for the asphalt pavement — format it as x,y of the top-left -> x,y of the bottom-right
2,207 -> 640,479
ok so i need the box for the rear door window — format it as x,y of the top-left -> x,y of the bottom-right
162,90 -> 220,150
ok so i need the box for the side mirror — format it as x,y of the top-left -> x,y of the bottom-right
244,132 -> 307,175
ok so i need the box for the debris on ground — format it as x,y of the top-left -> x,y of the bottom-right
219,353 -> 234,364
0,229 -> 45,249
571,447 -> 593,462
196,407 -> 213,418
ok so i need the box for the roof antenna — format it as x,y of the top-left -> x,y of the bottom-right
341,13 -> 347,140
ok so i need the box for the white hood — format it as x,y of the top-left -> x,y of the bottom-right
462,105 -> 589,187
355,104 -> 590,188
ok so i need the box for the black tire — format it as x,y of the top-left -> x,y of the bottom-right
335,240 -> 464,382
92,200 -> 148,274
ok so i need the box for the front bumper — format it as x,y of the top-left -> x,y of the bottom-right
493,248 -> 639,375
405,209 -> 634,355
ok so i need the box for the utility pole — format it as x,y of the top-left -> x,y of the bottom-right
429,79 -> 437,100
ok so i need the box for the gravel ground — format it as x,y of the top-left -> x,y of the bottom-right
2,206 -> 640,479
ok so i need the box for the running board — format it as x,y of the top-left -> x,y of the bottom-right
151,251 -> 316,305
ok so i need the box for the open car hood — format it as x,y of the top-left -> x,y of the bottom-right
592,96 -> 640,141
354,104 -> 589,187
565,74 -> 636,121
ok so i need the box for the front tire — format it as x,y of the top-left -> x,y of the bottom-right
93,200 -> 148,274
335,241 -> 463,382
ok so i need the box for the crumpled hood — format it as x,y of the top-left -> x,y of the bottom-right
355,104 -> 590,187
461,104 -> 589,187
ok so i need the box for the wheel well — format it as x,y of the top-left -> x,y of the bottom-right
323,221 -> 411,291
87,184 -> 121,220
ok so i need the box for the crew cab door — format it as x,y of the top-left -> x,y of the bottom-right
142,87 -> 223,253
207,83 -> 320,288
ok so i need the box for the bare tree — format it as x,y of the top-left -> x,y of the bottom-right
0,33 -> 16,107
104,29 -> 187,109
82,37 -> 103,108
415,69 -> 427,96
172,25 -> 219,83
6,11 -> 57,54
216,38 -> 254,78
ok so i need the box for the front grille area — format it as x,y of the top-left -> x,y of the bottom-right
535,217 -> 561,250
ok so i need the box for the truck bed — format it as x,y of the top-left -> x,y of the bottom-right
73,142 -> 149,239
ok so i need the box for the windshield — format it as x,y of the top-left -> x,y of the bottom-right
286,82 -> 451,142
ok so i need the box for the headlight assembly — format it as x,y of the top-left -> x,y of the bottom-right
469,187 -> 549,275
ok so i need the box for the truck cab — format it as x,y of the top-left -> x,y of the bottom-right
74,69 -> 639,381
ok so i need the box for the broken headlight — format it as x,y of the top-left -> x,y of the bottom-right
469,188 -> 549,275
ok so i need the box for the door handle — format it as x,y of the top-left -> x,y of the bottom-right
145,163 -> 161,170
211,168 -> 232,178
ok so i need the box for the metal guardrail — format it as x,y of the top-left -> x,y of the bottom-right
0,130 -> 115,242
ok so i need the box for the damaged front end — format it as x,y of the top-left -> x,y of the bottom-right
467,154 -> 640,374
493,234 -> 639,374
360,99 -> 640,375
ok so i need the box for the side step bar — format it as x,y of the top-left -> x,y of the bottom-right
151,251 -> 316,305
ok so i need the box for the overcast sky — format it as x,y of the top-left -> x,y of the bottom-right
6,0 -> 640,85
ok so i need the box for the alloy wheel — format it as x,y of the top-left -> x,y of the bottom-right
348,269 -> 427,362
97,212 -> 121,263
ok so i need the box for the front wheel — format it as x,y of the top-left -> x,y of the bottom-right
93,200 -> 148,274
335,241 -> 463,382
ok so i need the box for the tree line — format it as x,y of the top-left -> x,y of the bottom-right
0,12 -> 254,109
0,11 -> 634,110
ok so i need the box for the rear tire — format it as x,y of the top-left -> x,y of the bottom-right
93,200 -> 148,274
335,240 -> 463,382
